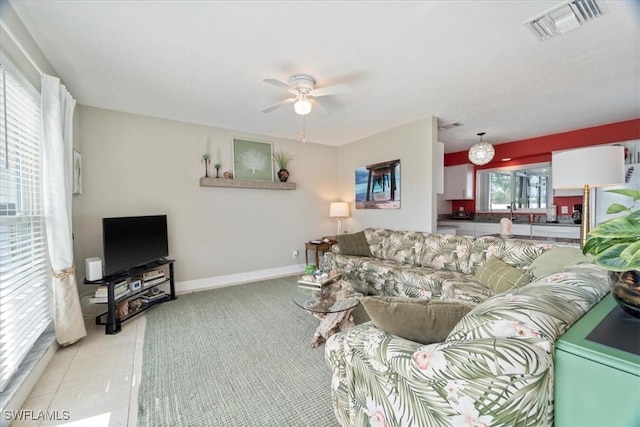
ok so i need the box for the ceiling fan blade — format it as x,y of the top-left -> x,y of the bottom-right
263,78 -> 299,95
310,83 -> 352,98
261,97 -> 295,113
312,97 -> 330,116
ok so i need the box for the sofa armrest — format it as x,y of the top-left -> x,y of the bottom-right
326,323 -> 554,427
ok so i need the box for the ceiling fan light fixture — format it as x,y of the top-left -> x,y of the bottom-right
294,95 -> 312,115
468,132 -> 495,166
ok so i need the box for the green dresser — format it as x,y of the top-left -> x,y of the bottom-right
555,294 -> 640,427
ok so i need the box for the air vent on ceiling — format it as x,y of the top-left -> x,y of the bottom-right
525,0 -> 607,41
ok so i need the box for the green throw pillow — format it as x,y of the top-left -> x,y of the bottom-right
527,246 -> 592,280
474,257 -> 530,293
362,296 -> 472,344
336,231 -> 372,257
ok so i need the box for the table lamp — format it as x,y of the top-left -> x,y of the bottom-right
552,145 -> 625,247
329,202 -> 350,236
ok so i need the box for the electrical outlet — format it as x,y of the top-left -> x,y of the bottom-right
292,250 -> 299,258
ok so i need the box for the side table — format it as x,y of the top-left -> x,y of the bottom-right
292,278 -> 362,347
305,241 -> 333,267
554,294 -> 640,426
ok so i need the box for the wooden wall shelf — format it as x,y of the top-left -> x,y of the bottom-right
199,177 -> 296,190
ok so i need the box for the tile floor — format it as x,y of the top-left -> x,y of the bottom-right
14,315 -> 146,427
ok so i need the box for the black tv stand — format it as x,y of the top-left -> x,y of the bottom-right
84,259 -> 176,334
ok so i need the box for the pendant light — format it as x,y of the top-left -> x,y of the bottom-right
468,132 -> 495,166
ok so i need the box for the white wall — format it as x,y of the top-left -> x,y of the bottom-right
0,1 -> 57,89
336,117 -> 439,233
73,106 -> 339,286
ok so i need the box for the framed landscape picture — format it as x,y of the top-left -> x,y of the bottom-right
232,138 -> 274,181
355,159 -> 400,209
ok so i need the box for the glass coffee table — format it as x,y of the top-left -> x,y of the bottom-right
292,277 -> 363,347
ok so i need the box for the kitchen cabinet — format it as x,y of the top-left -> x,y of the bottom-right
436,227 -> 456,235
436,142 -> 444,195
444,164 -> 474,200
473,222 -> 499,236
437,221 -> 475,237
474,222 -> 532,237
531,224 -> 579,239
437,221 -> 581,240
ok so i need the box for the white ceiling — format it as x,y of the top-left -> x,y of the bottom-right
8,0 -> 640,152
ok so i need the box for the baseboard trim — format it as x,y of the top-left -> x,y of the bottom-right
174,264 -> 305,295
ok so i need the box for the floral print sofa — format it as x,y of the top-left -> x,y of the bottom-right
323,228 -> 554,306
324,229 -> 610,427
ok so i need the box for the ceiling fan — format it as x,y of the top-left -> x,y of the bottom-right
261,74 -> 352,115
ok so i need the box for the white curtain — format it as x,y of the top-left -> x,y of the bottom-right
41,75 -> 87,346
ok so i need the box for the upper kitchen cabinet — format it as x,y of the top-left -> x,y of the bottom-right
436,142 -> 444,195
444,164 -> 474,200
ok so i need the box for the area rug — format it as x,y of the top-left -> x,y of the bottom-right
137,276 -> 341,427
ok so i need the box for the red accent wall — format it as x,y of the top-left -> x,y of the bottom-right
446,119 -> 640,212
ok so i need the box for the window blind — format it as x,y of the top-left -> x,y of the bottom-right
0,59 -> 51,392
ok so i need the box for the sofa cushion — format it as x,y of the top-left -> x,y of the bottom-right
440,274 -> 496,306
336,231 -> 372,257
447,263 -> 610,346
527,246 -> 592,280
419,234 -> 473,273
474,257 -> 530,293
362,296 -> 471,344
390,266 -> 450,298
469,236 -> 553,273
364,228 -> 392,259
381,230 -> 425,265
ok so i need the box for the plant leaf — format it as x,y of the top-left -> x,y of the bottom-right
582,236 -> 610,256
606,203 -> 629,214
588,218 -> 640,239
605,188 -> 640,202
594,243 -> 640,270
620,241 -> 640,265
628,210 -> 640,221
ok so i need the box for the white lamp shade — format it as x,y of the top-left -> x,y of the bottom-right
329,202 -> 350,218
294,99 -> 312,115
552,145 -> 625,189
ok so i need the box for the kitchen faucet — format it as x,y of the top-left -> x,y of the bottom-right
509,202 -> 517,221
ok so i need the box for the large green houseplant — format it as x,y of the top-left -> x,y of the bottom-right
582,188 -> 640,317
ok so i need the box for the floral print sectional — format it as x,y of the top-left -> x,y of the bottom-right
324,228 -> 554,305
323,228 -> 609,426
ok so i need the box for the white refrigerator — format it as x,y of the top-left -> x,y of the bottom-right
595,163 -> 640,225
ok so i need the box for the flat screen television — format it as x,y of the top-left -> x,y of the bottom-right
102,215 -> 169,277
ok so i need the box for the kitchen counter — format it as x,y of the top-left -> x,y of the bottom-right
437,220 -> 580,241
483,233 -> 580,246
438,219 -> 580,227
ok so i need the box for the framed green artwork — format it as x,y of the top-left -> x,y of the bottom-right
232,138 -> 274,181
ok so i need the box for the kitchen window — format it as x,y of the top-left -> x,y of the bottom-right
476,163 -> 551,212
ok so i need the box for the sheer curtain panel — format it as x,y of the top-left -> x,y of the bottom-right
41,75 -> 86,346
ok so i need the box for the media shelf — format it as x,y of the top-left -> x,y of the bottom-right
84,259 -> 176,334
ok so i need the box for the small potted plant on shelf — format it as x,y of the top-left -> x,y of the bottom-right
273,150 -> 292,182
213,162 -> 221,178
582,188 -> 640,318
201,153 -> 211,177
